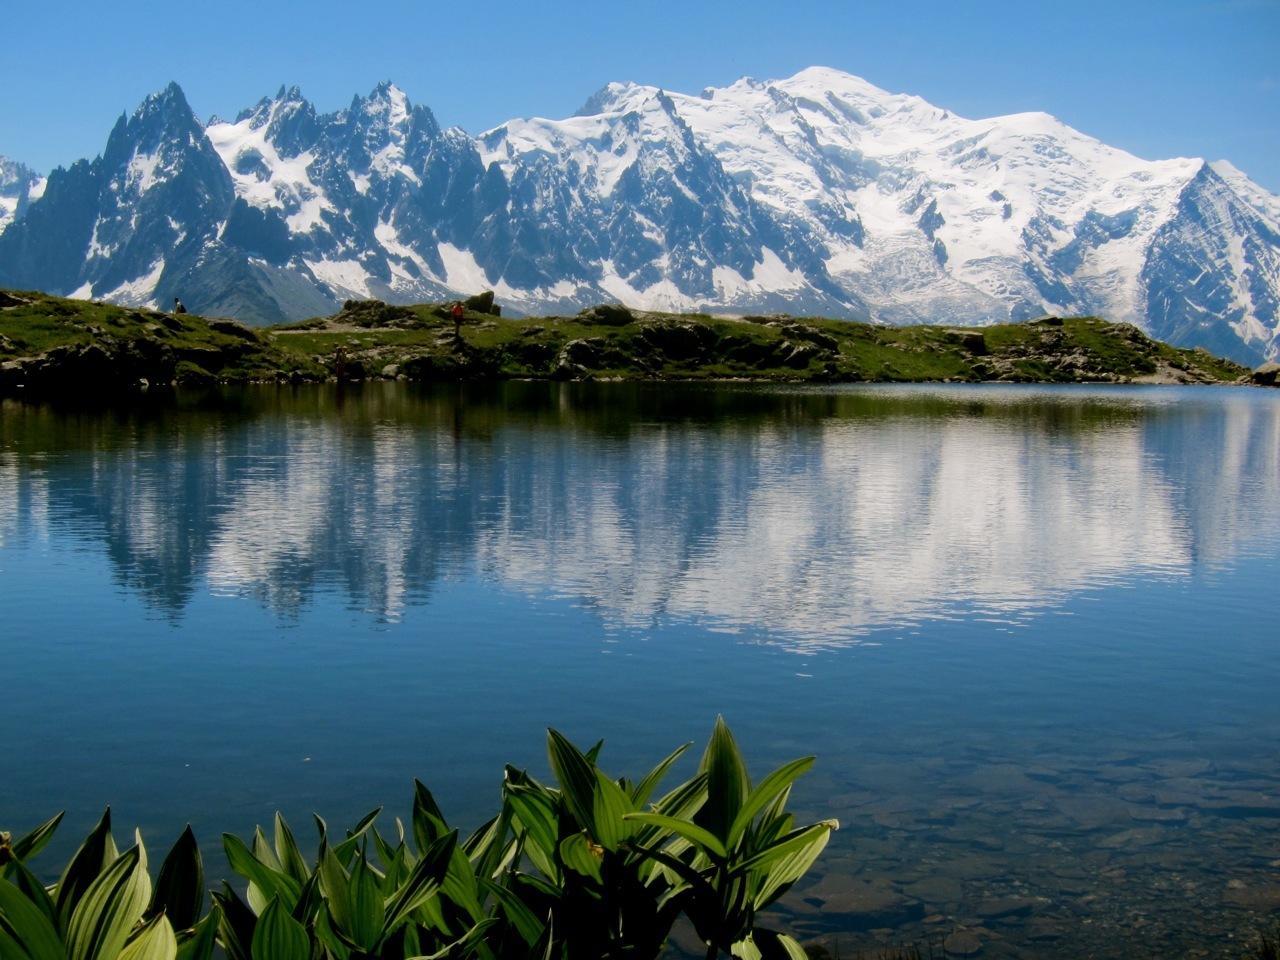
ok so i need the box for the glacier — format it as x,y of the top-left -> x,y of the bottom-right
0,68 -> 1277,364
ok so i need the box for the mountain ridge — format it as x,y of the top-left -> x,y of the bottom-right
0,68 -> 1277,364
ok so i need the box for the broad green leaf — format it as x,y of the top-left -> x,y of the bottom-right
440,843 -> 484,923
461,812 -> 510,883
0,875 -> 67,960
634,771 -> 709,854
732,931 -> 763,960
591,768 -> 634,852
622,813 -> 727,860
316,840 -> 352,936
409,917 -> 499,960
740,929 -> 808,960
66,843 -> 151,960
412,781 -> 447,824
727,758 -> 815,849
333,808 -> 382,864
222,834 -> 301,914
4,813 -> 64,876
489,835 -> 521,881
291,872 -> 322,926
272,814 -> 310,885
730,821 -> 837,879
546,730 -> 598,838
652,771 -> 709,818
477,878 -> 544,947
249,897 -> 308,960
502,781 -> 559,869
696,717 -> 749,845
558,833 -> 603,883
5,859 -> 59,930
311,904 -> 352,960
630,743 -> 691,809
372,834 -> 407,892
118,912 -> 177,960
54,809 -> 117,930
210,886 -> 255,960
372,829 -> 401,877
530,912 -> 561,960
347,853 -> 385,951
759,785 -> 793,832
411,889 -> 449,935
150,825 -> 204,931
175,902 -> 221,960
411,781 -> 450,855
382,831 -> 455,935
620,843 -> 717,903
249,828 -> 283,875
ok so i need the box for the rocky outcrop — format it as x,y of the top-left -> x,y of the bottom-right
0,336 -> 176,394
1250,361 -> 1280,386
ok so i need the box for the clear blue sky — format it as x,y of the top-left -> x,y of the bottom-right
4,0 -> 1278,193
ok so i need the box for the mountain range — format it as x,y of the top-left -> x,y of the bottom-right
1,67 -> 1277,365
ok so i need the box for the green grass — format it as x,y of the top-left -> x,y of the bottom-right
1,289 -> 1256,390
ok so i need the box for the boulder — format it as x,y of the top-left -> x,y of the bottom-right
555,338 -> 604,378
943,329 -> 990,355
335,299 -> 418,328
778,321 -> 840,351
509,339 -> 556,370
1251,361 -> 1280,387
578,303 -> 635,326
639,322 -> 713,362
207,318 -> 260,341
14,338 -> 177,394
464,291 -> 499,315
779,340 -> 828,369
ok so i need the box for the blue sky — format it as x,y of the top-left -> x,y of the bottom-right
4,0 -> 1279,192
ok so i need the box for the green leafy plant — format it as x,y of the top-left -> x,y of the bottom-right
0,809 -> 216,960
626,718 -> 838,959
0,720 -> 834,960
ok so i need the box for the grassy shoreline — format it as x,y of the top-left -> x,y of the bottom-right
0,288 -> 1260,397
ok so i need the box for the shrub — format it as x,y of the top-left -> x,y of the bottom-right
0,718 -> 835,960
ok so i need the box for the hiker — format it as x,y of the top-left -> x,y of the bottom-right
173,297 -> 187,315
451,301 -> 464,337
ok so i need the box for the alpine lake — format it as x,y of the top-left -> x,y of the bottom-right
2,380 -> 1278,959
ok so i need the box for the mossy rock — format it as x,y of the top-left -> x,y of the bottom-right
464,291 -> 500,316
174,360 -> 217,387
639,322 -> 714,362
335,299 -> 418,328
578,304 -> 635,326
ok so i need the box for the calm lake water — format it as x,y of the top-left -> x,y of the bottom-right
2,381 -> 1278,958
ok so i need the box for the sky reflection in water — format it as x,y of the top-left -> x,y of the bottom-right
1,382 -> 1278,956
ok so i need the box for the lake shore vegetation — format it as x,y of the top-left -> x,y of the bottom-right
0,719 -> 837,960
1,288 -> 1266,398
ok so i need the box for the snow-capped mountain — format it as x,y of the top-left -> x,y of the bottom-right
1,68 -> 1277,363
0,156 -> 45,237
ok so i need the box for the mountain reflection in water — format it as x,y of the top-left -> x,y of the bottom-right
2,382 -> 1278,959
2,383 -> 1277,641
